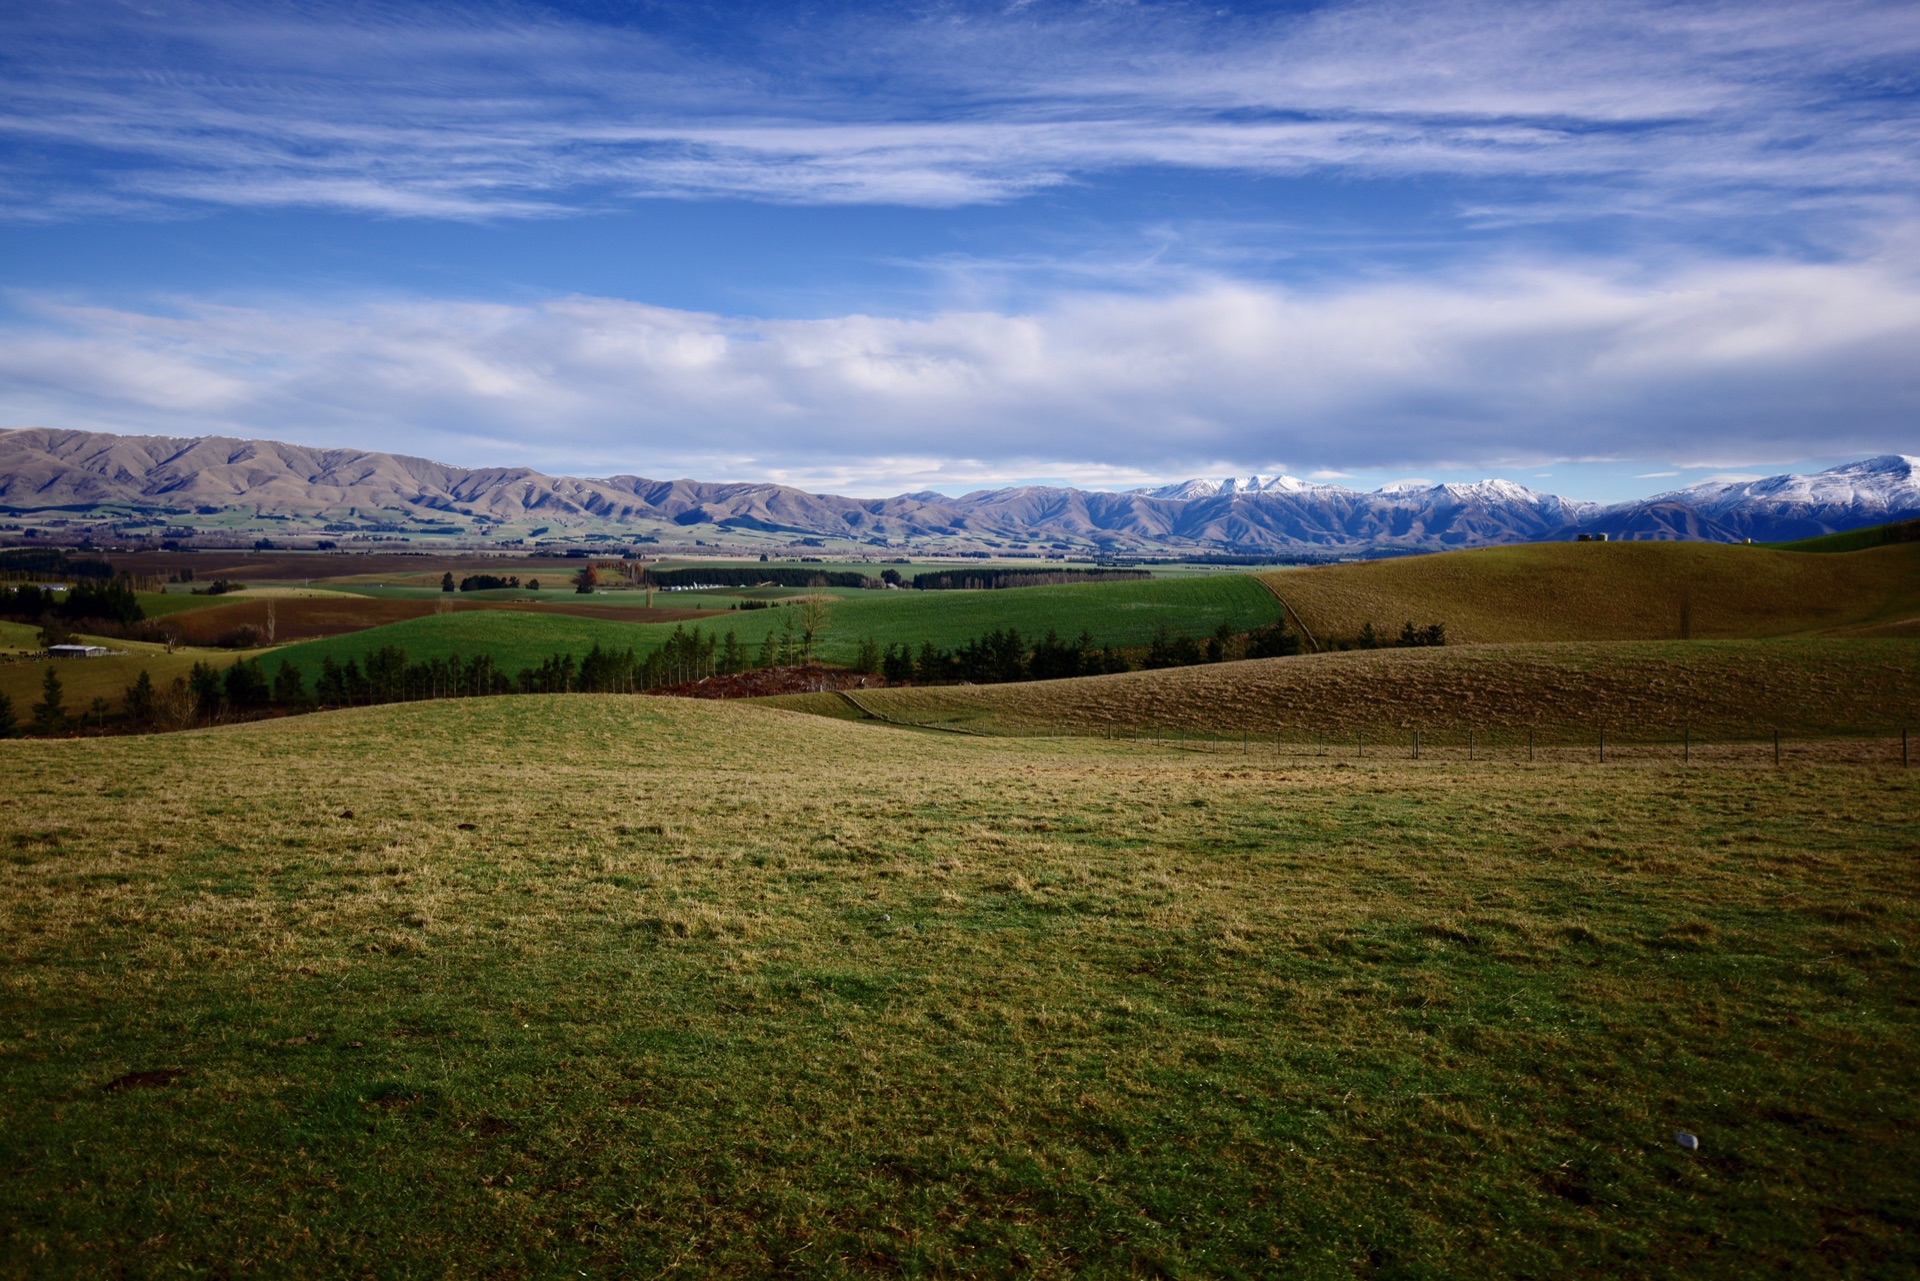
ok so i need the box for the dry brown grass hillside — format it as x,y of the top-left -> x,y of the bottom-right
766,639 -> 1920,741
1259,541 -> 1920,645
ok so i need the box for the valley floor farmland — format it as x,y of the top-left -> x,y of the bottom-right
262,572 -> 1284,678
2,697 -> 1916,1276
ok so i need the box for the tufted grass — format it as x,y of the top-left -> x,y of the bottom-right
1,696 -> 1916,1276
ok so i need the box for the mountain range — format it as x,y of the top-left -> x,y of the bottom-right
1,427 -> 1916,553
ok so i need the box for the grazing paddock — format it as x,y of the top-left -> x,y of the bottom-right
1,697 -> 1915,1276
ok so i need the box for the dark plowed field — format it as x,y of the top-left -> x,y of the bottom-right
161,596 -> 717,644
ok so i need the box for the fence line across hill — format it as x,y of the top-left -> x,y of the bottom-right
902,718 -> 1913,767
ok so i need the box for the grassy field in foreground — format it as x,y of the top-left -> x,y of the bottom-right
1261,541 -> 1920,645
264,574 -> 1283,677
766,639 -> 1920,742
2,697 -> 1917,1276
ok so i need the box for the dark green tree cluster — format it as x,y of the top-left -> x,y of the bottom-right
1244,620 -> 1302,659
0,576 -> 145,628
645,567 -> 870,590
314,648 -> 511,704
1140,629 -> 1204,670
459,573 -> 522,592
1333,620 -> 1445,650
909,568 -> 1150,591
880,628 -> 1128,685
0,550 -> 112,578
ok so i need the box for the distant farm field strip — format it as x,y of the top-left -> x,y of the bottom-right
1262,541 -> 1920,644
157,595 -> 720,644
766,639 -> 1920,738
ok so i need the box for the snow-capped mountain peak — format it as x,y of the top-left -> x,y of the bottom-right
1138,473 -> 1337,500
1661,454 -> 1920,517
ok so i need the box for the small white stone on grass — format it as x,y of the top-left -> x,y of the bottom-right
1675,1131 -> 1700,1152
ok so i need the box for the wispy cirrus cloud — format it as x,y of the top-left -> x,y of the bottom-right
3,242 -> 1915,490
1,0 -> 1914,221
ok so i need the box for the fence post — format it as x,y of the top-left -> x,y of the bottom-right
1905,727 -> 1910,768
1527,728 -> 1533,762
1599,730 -> 1605,764
1412,730 -> 1419,760
1684,726 -> 1690,765
1358,730 -> 1364,758
1469,730 -> 1475,762
1774,729 -> 1781,766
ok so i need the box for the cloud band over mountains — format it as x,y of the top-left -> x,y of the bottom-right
3,249 -> 1917,489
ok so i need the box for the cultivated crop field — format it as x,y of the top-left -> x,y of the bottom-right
3,697 -> 1917,1276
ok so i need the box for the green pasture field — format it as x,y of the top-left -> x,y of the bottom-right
134,586 -> 368,619
0,620 -> 42,657
768,639 -> 1920,743
264,574 -> 1285,675
1261,540 -> 1920,645
2,696 -> 1916,1275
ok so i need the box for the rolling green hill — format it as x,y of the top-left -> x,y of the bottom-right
1260,540 -> 1920,645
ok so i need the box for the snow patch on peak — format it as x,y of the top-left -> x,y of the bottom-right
1137,473 -> 1328,501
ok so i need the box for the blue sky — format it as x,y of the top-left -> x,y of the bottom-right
1,0 -> 1915,499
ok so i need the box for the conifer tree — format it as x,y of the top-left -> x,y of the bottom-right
32,665 -> 66,733
124,669 -> 156,723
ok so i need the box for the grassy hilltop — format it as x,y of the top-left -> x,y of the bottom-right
3,696 -> 1917,1276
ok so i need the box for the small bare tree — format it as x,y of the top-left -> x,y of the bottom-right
796,594 -> 832,662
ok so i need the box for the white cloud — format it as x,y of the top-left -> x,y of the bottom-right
3,245 -> 1916,487
0,0 -> 1914,219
